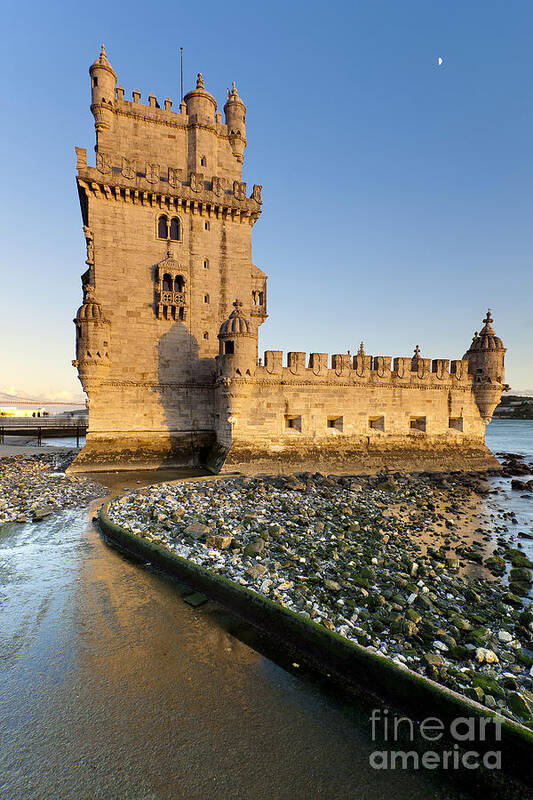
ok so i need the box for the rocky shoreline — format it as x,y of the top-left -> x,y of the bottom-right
107,466 -> 533,728
0,452 -> 107,524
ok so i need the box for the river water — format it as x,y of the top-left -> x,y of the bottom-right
0,422 -> 532,799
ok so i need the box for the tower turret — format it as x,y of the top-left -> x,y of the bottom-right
217,300 -> 257,377
73,285 -> 111,395
463,310 -> 507,422
224,82 -> 247,163
184,73 -> 217,123
89,45 -> 117,133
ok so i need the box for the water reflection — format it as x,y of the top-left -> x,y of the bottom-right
0,484 -> 470,799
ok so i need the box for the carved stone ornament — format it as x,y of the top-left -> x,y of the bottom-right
158,256 -> 180,273
212,176 -> 223,196
252,184 -> 262,203
83,225 -> 94,265
233,181 -> 246,200
96,152 -> 112,174
122,157 -> 135,180
190,172 -> 203,192
168,167 -> 182,188
146,163 -> 160,184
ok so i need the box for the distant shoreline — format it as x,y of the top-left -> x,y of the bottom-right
493,395 -> 533,420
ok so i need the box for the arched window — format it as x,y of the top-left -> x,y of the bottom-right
169,217 -> 180,240
174,275 -> 184,292
203,331 -> 209,340
162,273 -> 172,291
158,215 -> 168,239
258,291 -> 264,305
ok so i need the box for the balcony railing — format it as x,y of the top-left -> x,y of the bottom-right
160,291 -> 185,305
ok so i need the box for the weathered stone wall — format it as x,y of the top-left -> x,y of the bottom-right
213,352 -> 500,474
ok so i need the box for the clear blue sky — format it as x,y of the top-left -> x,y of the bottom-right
1,0 -> 532,399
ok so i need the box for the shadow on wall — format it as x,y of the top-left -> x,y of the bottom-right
157,321 -> 218,468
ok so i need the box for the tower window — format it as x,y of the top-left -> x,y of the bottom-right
327,417 -> 343,432
204,221 -> 210,231
449,417 -> 464,432
204,294 -> 210,304
200,156 -> 207,167
203,258 -> 209,269
174,275 -> 184,292
285,415 -> 302,432
162,273 -> 172,291
158,215 -> 168,239
224,340 -> 234,354
169,217 -> 180,240
203,331 -> 209,340
410,416 -> 426,433
369,416 -> 385,432
92,77 -> 98,87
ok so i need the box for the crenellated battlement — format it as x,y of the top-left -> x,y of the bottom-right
254,349 -> 471,386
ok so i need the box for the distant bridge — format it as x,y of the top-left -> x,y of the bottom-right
0,417 -> 88,446
0,392 -> 85,407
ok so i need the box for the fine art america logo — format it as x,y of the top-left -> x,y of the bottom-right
369,709 -> 501,770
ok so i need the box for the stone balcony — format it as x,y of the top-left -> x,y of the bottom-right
160,291 -> 185,306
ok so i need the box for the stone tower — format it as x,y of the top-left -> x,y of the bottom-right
70,47 -> 267,472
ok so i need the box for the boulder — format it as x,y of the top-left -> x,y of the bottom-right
246,563 -> 268,579
184,522 -> 210,539
507,691 -> 532,720
475,647 -> 499,665
33,505 -> 54,522
205,534 -> 233,550
243,538 -> 265,557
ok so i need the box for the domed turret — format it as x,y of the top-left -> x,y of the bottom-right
184,73 -> 217,123
89,45 -> 117,132
464,310 -> 507,422
218,300 -> 257,377
73,285 -> 111,393
224,82 -> 247,163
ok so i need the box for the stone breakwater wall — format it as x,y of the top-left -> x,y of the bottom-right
99,474 -> 533,793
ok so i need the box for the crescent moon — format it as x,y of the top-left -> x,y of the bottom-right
438,57 -> 443,66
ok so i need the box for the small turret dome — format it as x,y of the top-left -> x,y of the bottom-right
184,73 -> 217,117
90,44 -> 117,80
219,300 -> 252,336
464,310 -> 505,355
75,285 -> 105,321
224,82 -> 246,112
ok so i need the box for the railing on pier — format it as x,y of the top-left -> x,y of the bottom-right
0,417 -> 88,447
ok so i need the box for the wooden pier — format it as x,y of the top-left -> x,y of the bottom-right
0,417 -> 88,447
